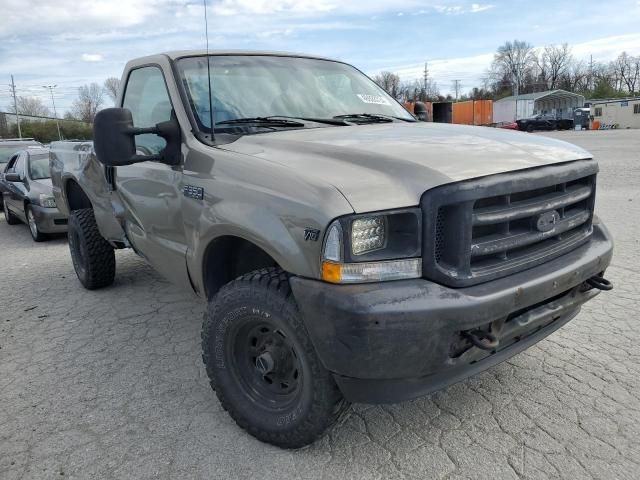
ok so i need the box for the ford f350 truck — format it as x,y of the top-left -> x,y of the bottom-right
50,50 -> 613,449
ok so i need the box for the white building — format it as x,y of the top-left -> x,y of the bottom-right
493,90 -> 586,123
590,98 -> 640,129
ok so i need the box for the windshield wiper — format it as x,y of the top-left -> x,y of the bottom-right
334,113 -> 416,123
215,117 -> 306,128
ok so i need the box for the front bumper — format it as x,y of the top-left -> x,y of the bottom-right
290,222 -> 613,404
31,204 -> 68,234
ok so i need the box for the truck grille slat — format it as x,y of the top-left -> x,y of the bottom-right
472,185 -> 592,226
470,210 -> 591,257
421,160 -> 598,287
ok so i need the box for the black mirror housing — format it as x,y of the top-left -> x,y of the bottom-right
93,107 -> 181,167
94,108 -> 137,166
5,172 -> 22,182
414,102 -> 428,122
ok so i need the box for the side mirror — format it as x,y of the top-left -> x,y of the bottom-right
93,107 -> 181,167
5,172 -> 22,182
414,102 -> 427,121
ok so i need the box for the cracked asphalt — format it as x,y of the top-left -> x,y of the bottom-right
1,129 -> 639,479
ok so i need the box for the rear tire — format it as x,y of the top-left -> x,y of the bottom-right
26,205 -> 47,242
68,208 -> 115,289
201,267 -> 349,449
3,200 -> 19,225
526,124 -> 534,133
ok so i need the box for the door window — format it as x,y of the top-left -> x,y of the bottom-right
122,66 -> 173,155
13,153 -> 26,178
4,154 -> 19,173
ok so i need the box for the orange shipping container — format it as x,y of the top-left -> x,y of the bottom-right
452,101 -> 474,125
473,100 -> 493,125
452,100 -> 493,125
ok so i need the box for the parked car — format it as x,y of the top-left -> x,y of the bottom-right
2,147 -> 67,241
516,115 -> 573,132
498,121 -> 518,130
51,50 -> 613,449
0,138 -> 42,206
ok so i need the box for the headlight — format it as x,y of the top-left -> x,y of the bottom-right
39,194 -> 57,208
321,209 -> 422,283
351,216 -> 386,255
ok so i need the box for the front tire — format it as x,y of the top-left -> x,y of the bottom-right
26,205 -> 47,242
3,199 -> 19,225
68,208 -> 115,289
201,268 -> 348,449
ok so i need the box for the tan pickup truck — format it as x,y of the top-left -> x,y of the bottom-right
50,50 -> 613,448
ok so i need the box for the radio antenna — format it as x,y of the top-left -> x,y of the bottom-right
203,0 -> 215,142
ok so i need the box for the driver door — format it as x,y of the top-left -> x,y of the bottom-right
5,152 -> 27,220
114,65 -> 190,287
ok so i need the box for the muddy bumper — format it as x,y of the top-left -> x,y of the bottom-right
289,223 -> 613,404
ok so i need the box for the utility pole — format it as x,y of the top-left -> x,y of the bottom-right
589,54 -> 593,92
43,85 -> 62,140
10,75 -> 22,139
423,62 -> 429,100
453,80 -> 461,102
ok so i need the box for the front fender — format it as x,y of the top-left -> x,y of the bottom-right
187,199 -> 339,296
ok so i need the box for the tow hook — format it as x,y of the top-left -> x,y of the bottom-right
587,275 -> 613,291
463,330 -> 500,351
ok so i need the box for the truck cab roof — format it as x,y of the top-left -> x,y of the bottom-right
130,49 -> 341,64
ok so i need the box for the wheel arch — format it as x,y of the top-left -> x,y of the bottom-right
64,178 -> 93,211
201,234 -> 284,299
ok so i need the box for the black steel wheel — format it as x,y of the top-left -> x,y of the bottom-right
230,319 -> 303,410
202,268 -> 349,449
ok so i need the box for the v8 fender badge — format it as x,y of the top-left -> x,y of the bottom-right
304,228 -> 320,242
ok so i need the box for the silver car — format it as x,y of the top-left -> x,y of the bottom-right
2,147 -> 67,241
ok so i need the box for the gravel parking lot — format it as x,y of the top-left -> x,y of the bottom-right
1,129 -> 639,480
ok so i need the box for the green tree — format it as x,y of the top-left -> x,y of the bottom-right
9,120 -> 92,143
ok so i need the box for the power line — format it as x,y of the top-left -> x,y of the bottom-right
43,85 -> 62,140
452,80 -> 461,101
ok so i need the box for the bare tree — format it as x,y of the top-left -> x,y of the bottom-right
560,60 -> 588,92
8,96 -> 51,117
372,71 -> 401,99
399,78 -> 439,103
612,52 -> 639,94
103,77 -> 121,104
490,40 -> 536,94
70,83 -> 104,123
544,43 -> 573,89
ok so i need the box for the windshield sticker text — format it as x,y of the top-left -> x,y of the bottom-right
356,94 -> 391,105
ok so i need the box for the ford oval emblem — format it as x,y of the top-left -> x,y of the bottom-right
536,210 -> 560,232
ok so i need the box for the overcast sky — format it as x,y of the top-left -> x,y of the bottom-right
1,0 -> 640,114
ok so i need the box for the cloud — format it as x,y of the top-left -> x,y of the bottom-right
470,3 -> 494,12
81,53 -> 103,62
0,0 -> 163,35
212,0 -> 337,16
432,3 -> 494,15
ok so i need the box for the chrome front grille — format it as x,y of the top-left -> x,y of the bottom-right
422,160 -> 598,287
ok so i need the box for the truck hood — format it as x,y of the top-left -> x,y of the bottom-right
221,122 -> 592,212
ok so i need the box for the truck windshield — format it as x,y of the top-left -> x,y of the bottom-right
176,55 -> 413,132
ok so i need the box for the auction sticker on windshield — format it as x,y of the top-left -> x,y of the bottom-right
357,94 -> 391,105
